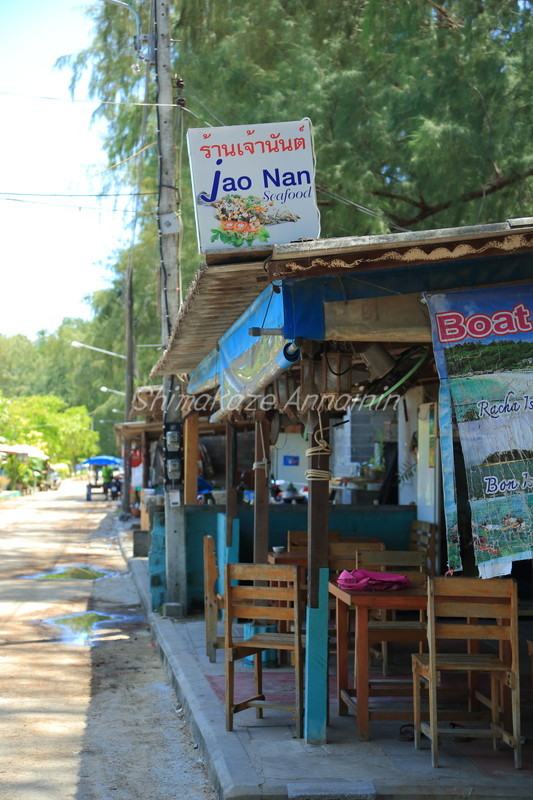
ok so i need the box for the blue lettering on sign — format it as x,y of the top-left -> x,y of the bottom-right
483,475 -> 520,494
198,158 -> 252,203
263,168 -> 311,188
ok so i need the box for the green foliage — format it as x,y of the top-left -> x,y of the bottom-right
59,0 -> 532,271
0,335 -> 41,396
445,339 -> 533,376
4,0 -> 529,421
0,393 -> 99,468
2,455 -> 33,491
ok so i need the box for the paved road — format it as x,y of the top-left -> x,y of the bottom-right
0,480 -> 215,800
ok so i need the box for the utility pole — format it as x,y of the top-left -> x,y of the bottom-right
121,253 -> 135,516
154,0 -> 186,617
103,0 -> 149,519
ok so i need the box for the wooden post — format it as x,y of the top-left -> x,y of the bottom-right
304,412 -> 330,743
306,414 -> 330,608
253,416 -> 270,563
142,431 -> 149,488
184,412 -> 199,504
225,421 -> 238,547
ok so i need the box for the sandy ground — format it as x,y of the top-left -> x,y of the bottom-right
0,480 -> 216,800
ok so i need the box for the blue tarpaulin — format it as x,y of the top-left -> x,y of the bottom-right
280,255 -> 533,341
187,285 -> 299,414
82,456 -> 123,466
186,253 -> 532,415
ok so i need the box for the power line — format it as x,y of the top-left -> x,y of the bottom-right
317,186 -> 410,232
0,196 -> 153,214
0,191 -> 156,198
0,89 -> 178,108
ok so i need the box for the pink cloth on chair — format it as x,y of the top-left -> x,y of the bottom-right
336,569 -> 411,592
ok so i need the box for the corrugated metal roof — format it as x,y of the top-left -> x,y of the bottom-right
151,257 -> 270,376
150,219 -> 533,378
267,220 -> 533,280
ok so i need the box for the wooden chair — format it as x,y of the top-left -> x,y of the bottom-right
203,535 -> 224,663
356,549 -> 427,675
286,529 -> 342,551
327,540 -> 385,575
327,541 -> 386,655
409,520 -> 438,575
412,576 -> 521,769
224,562 -> 305,736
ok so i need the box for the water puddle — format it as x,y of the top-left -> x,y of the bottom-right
40,611 -> 142,646
23,564 -> 118,581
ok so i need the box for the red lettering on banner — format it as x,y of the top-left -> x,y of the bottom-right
435,303 -> 533,343
435,312 -> 466,342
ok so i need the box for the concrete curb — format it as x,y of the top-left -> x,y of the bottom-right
116,524 -> 533,800
128,557 -> 276,800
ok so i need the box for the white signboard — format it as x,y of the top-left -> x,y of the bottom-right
187,119 -> 320,253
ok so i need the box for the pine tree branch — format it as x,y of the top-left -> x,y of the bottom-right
372,168 -> 533,227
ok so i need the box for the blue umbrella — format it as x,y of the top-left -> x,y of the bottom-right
82,455 -> 123,466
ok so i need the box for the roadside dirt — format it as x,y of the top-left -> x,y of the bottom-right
0,481 -> 216,800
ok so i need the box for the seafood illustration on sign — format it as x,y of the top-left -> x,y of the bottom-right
198,193 -> 301,248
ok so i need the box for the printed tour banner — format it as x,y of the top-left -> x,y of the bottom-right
187,119 -> 320,253
426,285 -> 533,577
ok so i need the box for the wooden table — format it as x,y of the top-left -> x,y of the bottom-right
328,580 -> 427,740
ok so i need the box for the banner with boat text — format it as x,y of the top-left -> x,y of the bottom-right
426,285 -> 533,577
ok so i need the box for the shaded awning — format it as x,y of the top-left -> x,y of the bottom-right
151,218 -> 533,380
129,385 -> 164,422
0,444 -> 48,459
151,258 -> 270,377
187,285 -> 299,407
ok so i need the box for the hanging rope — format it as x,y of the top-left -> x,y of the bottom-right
253,420 -> 270,475
305,413 -> 332,482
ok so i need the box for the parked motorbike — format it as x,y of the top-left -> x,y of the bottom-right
109,478 -> 121,500
45,471 -> 61,490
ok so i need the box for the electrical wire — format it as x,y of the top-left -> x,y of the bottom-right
183,90 -> 227,127
0,89 -> 179,109
0,191 -> 156,198
362,348 -> 430,409
0,196 -> 152,215
317,186 -> 409,232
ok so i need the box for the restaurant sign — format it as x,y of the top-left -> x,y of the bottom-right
427,285 -> 533,577
187,119 -> 320,253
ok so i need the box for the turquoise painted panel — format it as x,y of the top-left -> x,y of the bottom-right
216,513 -> 240,595
183,508 -> 240,611
237,505 -> 417,558
304,568 -> 329,743
148,511 -> 166,611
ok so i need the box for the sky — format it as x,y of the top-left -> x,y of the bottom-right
0,0 -> 133,340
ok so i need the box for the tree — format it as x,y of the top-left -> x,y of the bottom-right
0,394 -> 99,468
0,335 -> 41,396
61,1 -> 532,257
54,406 -> 100,472
9,0 -> 524,412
